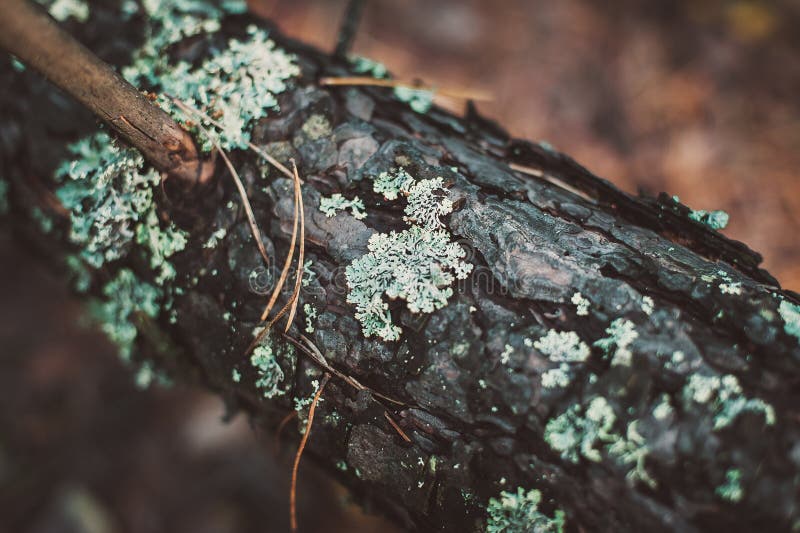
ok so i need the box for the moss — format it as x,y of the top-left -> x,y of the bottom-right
570,291 -> 589,316
88,268 -> 162,361
716,468 -> 744,503
689,209 -> 729,230
485,487 -> 565,533
778,300 -> 800,344
594,318 -> 638,367
319,193 -> 367,220
683,373 -> 775,429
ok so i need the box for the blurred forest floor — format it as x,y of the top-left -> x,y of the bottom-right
1,1 -> 798,532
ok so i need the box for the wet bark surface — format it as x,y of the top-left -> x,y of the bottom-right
2,11 -> 799,532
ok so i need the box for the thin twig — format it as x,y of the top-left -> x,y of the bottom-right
320,76 -> 493,102
283,160 -> 306,332
334,0 -> 366,58
384,411 -> 411,443
170,97 -> 270,263
187,115 -> 270,266
290,373 -> 330,533
509,162 -> 596,203
260,170 -> 300,321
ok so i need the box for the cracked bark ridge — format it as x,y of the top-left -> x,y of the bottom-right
1,13 -> 799,533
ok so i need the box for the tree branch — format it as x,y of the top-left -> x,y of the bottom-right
0,0 -> 211,187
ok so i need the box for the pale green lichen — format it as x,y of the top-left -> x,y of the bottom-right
393,86 -> 434,114
303,303 -> 317,333
350,56 -> 388,78
689,209 -> 729,230
544,397 -> 616,463
66,255 -> 92,293
641,296 -> 654,316
486,487 -> 565,533
300,114 -> 331,141
135,210 -> 188,284
545,397 -> 655,486
203,227 -> 227,248
134,360 -> 172,389
778,300 -> 800,344
56,133 -> 160,268
123,8 -> 298,152
30,207 -> 53,233
319,193 -> 367,220
683,373 -> 775,429
570,292 -> 589,316
652,394 -> 674,421
500,344 -> 514,365
719,282 -> 742,295
55,133 -> 188,282
88,268 -> 161,361
39,0 -> 90,22
534,330 -> 590,390
231,368 -> 242,383
534,330 -> 591,363
716,468 -> 744,503
346,171 -> 471,341
0,179 -> 9,214
250,343 -> 285,399
403,177 -> 453,229
372,167 -> 415,200
594,318 -> 638,367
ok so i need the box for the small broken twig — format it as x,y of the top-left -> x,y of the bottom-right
290,373 -> 330,533
334,0 -> 367,58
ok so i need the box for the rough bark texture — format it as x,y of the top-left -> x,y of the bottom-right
2,9 -> 799,533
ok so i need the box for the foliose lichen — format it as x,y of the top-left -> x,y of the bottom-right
534,330 -> 591,390
38,0 -> 90,22
570,291 -> 589,316
778,300 -> 800,344
716,468 -> 744,503
689,209 -> 729,230
345,171 -> 471,341
88,268 -> 162,361
319,193 -> 367,220
594,318 -> 638,367
250,342 -> 286,399
55,133 -> 188,282
544,397 -> 655,486
0,179 -> 8,214
683,373 -> 775,429
303,303 -> 317,333
485,487 -> 565,533
393,86 -> 434,114
372,167 -> 415,200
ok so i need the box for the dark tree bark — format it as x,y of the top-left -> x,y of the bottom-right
1,7 -> 799,533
